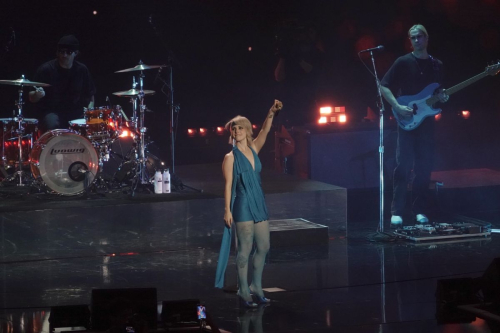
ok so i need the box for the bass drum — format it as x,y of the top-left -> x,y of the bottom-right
30,129 -> 99,195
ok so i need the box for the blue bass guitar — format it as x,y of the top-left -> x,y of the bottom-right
393,62 -> 500,130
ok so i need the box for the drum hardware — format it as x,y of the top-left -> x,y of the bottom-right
115,61 -> 158,192
0,75 -> 50,186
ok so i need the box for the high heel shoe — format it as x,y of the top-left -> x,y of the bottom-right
252,294 -> 271,304
249,286 -> 271,304
238,294 -> 258,308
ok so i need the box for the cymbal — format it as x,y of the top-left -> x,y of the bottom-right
112,89 -> 156,97
0,76 -> 51,87
115,63 -> 165,73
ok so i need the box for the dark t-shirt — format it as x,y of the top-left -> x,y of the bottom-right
381,52 -> 443,97
33,59 -> 96,124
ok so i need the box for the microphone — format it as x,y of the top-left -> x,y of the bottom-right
359,45 -> 384,53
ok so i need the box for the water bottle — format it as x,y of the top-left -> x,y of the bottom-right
154,170 -> 163,194
163,168 -> 171,193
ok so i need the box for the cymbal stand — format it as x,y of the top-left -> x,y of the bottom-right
130,76 -> 138,130
13,76 -> 28,186
137,69 -> 148,185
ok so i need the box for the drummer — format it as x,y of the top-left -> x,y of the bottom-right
29,35 -> 95,132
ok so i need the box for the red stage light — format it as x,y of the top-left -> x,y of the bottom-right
461,110 -> 471,119
318,116 -> 327,124
119,252 -> 139,256
339,114 -> 347,123
199,128 -> 207,134
435,114 -> 442,121
252,124 -> 257,129
187,128 -> 196,136
216,126 -> 224,132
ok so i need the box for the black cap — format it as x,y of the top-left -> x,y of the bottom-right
57,35 -> 79,50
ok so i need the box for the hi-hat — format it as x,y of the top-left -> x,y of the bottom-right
0,75 -> 51,87
115,63 -> 165,73
112,89 -> 156,97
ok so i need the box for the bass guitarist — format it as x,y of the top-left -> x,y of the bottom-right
380,24 -> 449,227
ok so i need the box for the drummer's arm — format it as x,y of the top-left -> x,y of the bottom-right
29,87 -> 45,103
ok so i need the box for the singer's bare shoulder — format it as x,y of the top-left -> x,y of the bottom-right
223,152 -> 234,166
222,152 -> 234,177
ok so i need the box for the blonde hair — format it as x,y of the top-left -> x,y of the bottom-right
408,24 -> 428,38
225,115 -> 253,146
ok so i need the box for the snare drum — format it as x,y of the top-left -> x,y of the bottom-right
68,119 -> 87,137
30,129 -> 99,195
1,118 -> 40,167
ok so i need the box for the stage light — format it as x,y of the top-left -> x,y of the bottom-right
119,130 -> 129,138
461,110 -> 471,119
252,124 -> 257,129
248,46 -> 252,51
216,126 -> 224,133
93,10 -> 97,15
435,113 -> 442,121
121,251 -> 139,256
161,161 -> 165,166
199,128 -> 207,135
187,128 -> 196,136
339,114 -> 347,123
318,116 -> 327,124
335,106 -> 346,113
320,106 -> 332,115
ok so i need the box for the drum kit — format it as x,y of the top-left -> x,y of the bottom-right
0,61 -> 165,196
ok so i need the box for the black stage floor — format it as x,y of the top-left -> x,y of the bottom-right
0,164 -> 500,332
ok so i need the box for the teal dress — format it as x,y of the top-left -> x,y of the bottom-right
214,146 -> 269,288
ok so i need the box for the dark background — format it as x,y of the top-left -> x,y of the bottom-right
1,0 -> 499,167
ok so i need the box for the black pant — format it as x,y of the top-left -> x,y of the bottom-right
391,118 -> 435,216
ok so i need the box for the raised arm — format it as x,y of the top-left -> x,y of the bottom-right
222,152 -> 234,228
253,100 -> 283,153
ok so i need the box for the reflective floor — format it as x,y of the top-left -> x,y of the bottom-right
0,167 -> 499,332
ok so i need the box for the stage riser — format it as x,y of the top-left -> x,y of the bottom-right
307,119 -> 500,189
0,190 -> 346,262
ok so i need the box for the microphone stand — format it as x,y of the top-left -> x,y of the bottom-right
368,50 -> 386,234
148,16 -> 202,192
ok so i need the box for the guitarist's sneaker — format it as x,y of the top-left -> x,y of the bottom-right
390,215 -> 403,228
416,214 -> 429,223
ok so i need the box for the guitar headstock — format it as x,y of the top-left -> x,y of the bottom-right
485,61 -> 500,76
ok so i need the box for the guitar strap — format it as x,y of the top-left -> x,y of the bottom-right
428,54 -> 441,83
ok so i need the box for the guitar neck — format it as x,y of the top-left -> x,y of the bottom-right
427,71 -> 488,105
446,71 -> 489,95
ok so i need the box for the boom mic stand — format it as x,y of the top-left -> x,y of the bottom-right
359,49 -> 393,239
149,16 -> 202,192
369,51 -> 386,234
